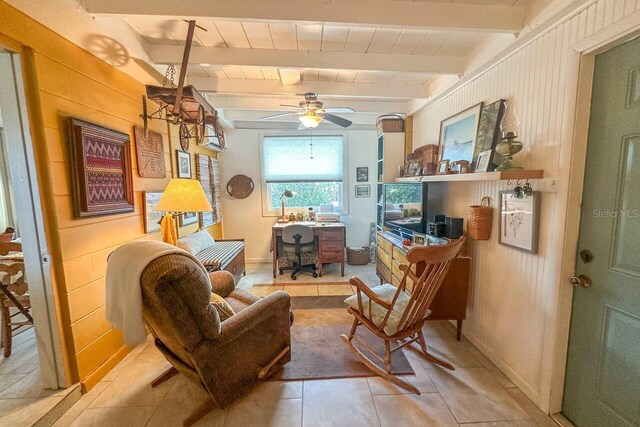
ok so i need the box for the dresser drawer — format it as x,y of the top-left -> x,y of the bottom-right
320,230 -> 344,242
377,246 -> 392,268
377,233 -> 392,254
393,246 -> 409,265
376,259 -> 392,284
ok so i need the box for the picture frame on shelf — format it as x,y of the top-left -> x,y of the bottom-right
438,103 -> 483,164
475,150 -> 493,173
413,233 -> 426,245
499,191 -> 540,253
437,160 -> 450,175
356,167 -> 369,182
69,118 -> 134,217
472,99 -> 506,171
176,151 -> 191,178
355,184 -> 371,198
143,191 -> 164,234
179,211 -> 198,227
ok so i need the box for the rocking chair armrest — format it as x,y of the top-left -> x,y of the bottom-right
349,277 -> 392,309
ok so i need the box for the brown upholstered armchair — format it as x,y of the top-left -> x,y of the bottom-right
140,252 -> 292,426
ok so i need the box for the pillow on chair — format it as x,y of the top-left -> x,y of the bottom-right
210,293 -> 235,321
344,284 -> 413,336
177,230 -> 216,255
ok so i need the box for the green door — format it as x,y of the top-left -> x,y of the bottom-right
563,36 -> 640,426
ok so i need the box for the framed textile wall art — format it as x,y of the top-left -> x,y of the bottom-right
196,154 -> 223,228
69,118 -> 134,217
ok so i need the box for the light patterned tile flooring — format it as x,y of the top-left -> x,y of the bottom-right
55,263 -> 558,427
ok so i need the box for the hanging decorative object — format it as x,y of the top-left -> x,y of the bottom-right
133,126 -> 166,178
226,174 -> 255,199
495,100 -> 524,170
140,21 -> 226,153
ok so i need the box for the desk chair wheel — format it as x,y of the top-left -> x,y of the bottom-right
313,272 -> 318,278
291,274 -> 297,280
279,269 -> 283,275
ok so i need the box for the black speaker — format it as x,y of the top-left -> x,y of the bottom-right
446,217 -> 464,239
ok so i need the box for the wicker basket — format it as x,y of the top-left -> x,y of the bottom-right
467,197 -> 493,240
347,246 -> 370,265
376,114 -> 404,135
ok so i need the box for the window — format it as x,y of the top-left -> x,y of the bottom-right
262,135 -> 344,212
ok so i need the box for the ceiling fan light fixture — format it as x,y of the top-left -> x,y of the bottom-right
299,112 -> 322,128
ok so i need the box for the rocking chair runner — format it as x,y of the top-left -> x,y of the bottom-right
341,237 -> 465,394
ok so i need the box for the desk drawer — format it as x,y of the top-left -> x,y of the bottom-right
320,230 -> 344,242
377,246 -> 391,269
322,241 -> 343,252
377,233 -> 392,254
321,250 -> 343,263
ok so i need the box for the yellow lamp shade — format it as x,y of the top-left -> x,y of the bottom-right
156,179 -> 212,213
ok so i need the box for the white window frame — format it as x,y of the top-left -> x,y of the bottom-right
259,131 -> 349,217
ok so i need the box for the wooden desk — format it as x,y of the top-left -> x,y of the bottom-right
376,231 -> 470,340
271,222 -> 345,278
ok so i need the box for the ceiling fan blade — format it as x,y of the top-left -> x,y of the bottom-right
323,107 -> 356,113
260,112 -> 297,120
322,113 -> 352,128
280,104 -> 302,108
297,122 -> 307,131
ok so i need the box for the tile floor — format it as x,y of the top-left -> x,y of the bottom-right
54,263 -> 559,427
0,328 -> 78,426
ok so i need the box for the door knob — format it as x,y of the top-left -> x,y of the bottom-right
570,274 -> 592,288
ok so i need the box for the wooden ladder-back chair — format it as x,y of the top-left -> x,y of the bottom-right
341,237 -> 465,394
0,242 -> 32,358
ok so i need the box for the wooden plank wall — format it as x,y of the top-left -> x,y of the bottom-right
411,0 -> 640,412
0,0 -> 223,390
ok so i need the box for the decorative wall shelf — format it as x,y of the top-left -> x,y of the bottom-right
394,169 -> 544,183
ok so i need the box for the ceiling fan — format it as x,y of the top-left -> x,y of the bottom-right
260,93 -> 355,129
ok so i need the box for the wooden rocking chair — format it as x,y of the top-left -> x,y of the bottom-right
341,237 -> 465,394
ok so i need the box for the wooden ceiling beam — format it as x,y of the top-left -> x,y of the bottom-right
150,46 -> 465,75
82,0 -> 524,33
191,77 -> 431,98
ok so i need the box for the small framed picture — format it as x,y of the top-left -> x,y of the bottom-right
355,184 -> 370,198
475,150 -> 493,173
499,191 -> 540,253
413,233 -> 426,245
437,160 -> 450,175
356,167 -> 368,182
177,151 -> 191,178
143,191 -> 164,234
179,211 -> 198,227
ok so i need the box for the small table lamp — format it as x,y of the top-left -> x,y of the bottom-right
156,179 -> 212,241
278,190 -> 295,223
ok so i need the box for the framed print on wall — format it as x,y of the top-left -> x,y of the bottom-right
499,191 -> 540,253
438,103 -> 483,164
355,184 -> 370,198
69,118 -> 134,217
176,151 -> 191,178
475,150 -> 493,173
143,191 -> 164,234
472,99 -> 506,171
356,167 -> 369,182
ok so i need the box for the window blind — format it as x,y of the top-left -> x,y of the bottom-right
263,135 -> 343,183
196,154 -> 222,227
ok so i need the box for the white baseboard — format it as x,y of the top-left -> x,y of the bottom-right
246,258 -> 271,264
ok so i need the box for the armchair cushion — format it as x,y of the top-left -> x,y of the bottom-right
344,283 -> 412,336
210,293 -> 235,321
209,270 -> 235,297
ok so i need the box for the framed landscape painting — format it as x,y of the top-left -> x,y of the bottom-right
438,103 -> 483,164
143,191 -> 164,234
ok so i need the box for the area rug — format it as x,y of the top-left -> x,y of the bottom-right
269,294 -> 415,381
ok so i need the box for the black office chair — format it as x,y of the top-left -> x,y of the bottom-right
280,224 -> 317,280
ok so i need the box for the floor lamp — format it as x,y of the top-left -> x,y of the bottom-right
156,179 -> 212,243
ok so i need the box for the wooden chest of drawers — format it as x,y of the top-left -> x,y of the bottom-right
376,231 -> 470,340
